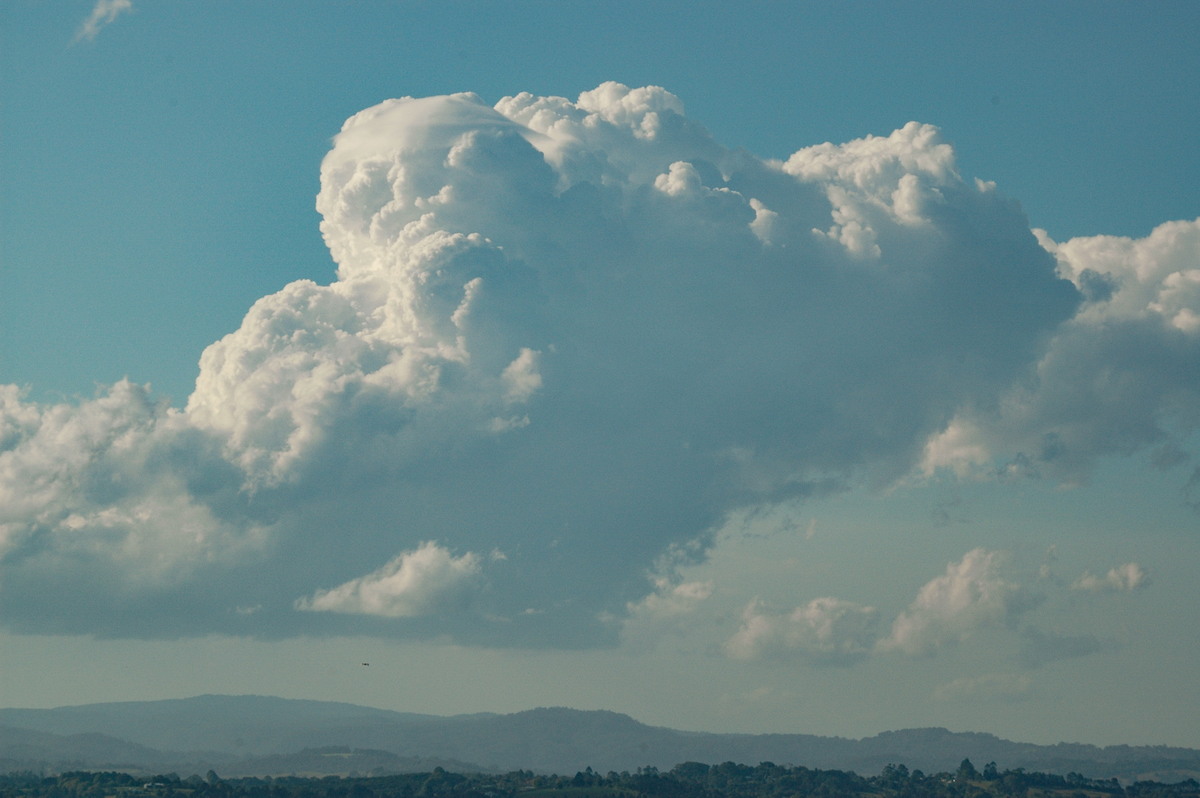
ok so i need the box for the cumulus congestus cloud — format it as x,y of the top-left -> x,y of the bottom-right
1,83 -> 1194,646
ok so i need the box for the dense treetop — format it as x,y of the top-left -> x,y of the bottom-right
1,760 -> 1197,798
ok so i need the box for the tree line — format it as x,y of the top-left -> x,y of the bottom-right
1,759 -> 1197,798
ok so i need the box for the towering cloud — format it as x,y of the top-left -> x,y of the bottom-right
0,83 -> 1193,646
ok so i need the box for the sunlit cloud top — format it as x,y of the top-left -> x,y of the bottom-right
1,83 -> 1196,651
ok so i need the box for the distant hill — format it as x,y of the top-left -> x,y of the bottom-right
0,695 -> 436,757
2,695 -> 1198,782
0,723 -> 201,774
214,746 -> 491,778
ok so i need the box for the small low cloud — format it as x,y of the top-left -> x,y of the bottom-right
620,577 -> 714,649
725,597 -> 879,666
1072,562 -> 1149,593
719,546 -> 1151,670
296,541 -> 483,618
626,577 -> 714,621
73,0 -> 133,43
878,548 -> 1030,656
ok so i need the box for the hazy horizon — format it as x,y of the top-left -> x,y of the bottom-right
2,1 -> 1198,750
7,692 -> 1200,752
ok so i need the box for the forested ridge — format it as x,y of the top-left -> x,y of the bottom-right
3,759 -> 1197,798
8,700 -> 1199,781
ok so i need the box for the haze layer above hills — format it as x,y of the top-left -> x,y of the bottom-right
2,696 -> 1197,782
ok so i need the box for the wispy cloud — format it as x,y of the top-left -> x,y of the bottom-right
73,0 -> 133,43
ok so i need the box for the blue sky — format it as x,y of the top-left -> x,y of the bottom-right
1,1 -> 1199,750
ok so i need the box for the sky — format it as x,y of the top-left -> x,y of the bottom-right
1,0 -> 1199,752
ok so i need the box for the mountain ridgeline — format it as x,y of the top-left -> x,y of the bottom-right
1,696 -> 1197,783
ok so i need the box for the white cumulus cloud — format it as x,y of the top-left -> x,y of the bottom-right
717,546 -> 1148,668
725,597 -> 879,666
878,549 -> 1030,656
297,541 -> 483,618
0,82 -> 1188,647
626,577 -> 714,620
620,576 -> 715,649
1072,562 -> 1149,593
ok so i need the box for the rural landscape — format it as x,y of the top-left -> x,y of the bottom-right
2,697 -> 1199,797
4,6 -> 1198,798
